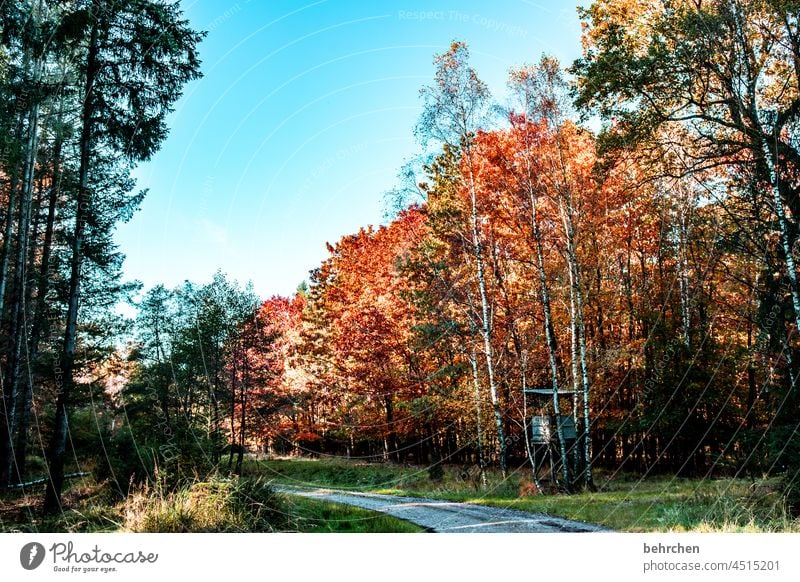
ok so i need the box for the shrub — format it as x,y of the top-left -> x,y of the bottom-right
767,425 -> 800,516
121,475 -> 286,532
97,418 -> 216,497
428,453 -> 444,482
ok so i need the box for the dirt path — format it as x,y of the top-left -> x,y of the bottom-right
276,486 -> 608,533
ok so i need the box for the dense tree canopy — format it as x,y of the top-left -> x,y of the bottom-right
3,0 -> 800,519
0,0 -> 203,511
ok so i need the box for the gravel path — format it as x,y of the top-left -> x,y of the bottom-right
277,486 -> 608,533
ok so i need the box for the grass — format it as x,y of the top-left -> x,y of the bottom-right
0,476 -> 120,533
120,476 -> 286,532
5,457 -> 798,532
249,456 -> 800,533
243,456 -> 429,491
400,477 -> 799,532
0,471 -> 424,533
284,496 -> 423,533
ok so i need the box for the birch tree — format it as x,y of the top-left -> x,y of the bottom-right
574,0 -> 800,335
416,41 -> 508,475
512,57 -> 595,488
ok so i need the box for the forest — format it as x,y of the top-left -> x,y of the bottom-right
2,0 -> 800,531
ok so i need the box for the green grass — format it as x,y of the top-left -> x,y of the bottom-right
0,476 -> 120,533
243,456 -> 429,490
283,496 -> 424,533
0,471 -> 423,533
6,458 -> 799,532
390,477 -> 799,532
249,457 -> 800,532
120,477 -> 287,532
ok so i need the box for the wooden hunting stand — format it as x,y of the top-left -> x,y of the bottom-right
525,389 -> 577,491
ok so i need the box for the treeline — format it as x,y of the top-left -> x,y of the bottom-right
180,1 -> 796,498
129,0 -> 800,506
6,0 -> 800,516
259,0 -> 798,500
118,274 -> 292,483
0,0 -> 202,512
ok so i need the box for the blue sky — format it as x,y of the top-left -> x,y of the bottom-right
115,0 -> 587,299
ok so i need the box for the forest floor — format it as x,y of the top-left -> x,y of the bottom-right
249,457 -> 800,533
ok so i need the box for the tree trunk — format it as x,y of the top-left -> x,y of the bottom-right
465,149 -> 507,477
677,205 -> 691,349
44,2 -> 100,513
2,54 -> 41,487
384,393 -> 398,463
12,174 -> 45,483
468,341 -> 487,489
762,142 -> 800,337
0,166 -> 20,489
0,137 -> 22,315
153,310 -> 171,429
563,222 -> 593,489
227,342 -> 237,471
530,189 -> 570,489
567,268 -> 582,481
235,345 -> 247,476
521,351 -> 541,490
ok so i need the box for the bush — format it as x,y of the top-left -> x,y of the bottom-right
767,425 -> 800,516
428,462 -> 444,482
97,418 -> 216,497
428,453 -> 444,482
231,477 -> 287,530
96,426 -> 156,496
122,475 -> 287,532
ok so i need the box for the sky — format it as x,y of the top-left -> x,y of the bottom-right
115,0 -> 588,300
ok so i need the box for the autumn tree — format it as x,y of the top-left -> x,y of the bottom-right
574,0 -> 800,502
416,41 -> 509,475
305,209 -> 427,461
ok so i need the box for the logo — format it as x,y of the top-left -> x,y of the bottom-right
20,542 -> 46,570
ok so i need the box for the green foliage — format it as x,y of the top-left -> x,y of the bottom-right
427,455 -> 444,482
80,0 -> 205,162
111,271 -> 263,492
658,487 -> 797,533
96,360 -> 217,494
247,457 -> 429,491
766,425 -> 800,516
284,496 -> 423,533
97,417 -> 215,497
2,471 -> 418,533
96,424 -> 156,494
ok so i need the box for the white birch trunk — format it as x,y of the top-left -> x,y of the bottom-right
676,199 -> 691,350
521,351 -> 541,490
761,140 -> 800,336
465,148 -> 507,476
552,119 -> 593,488
469,342 -> 487,489
531,191 -> 570,486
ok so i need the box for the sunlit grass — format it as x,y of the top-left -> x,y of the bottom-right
121,477 -> 285,532
1,468 -> 424,533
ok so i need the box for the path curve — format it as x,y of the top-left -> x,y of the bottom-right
277,486 -> 609,533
